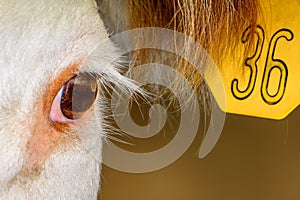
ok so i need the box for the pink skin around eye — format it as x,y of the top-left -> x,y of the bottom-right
49,87 -> 74,123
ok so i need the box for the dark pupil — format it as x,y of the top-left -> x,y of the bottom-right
60,73 -> 98,119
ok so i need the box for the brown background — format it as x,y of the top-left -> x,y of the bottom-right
99,105 -> 300,200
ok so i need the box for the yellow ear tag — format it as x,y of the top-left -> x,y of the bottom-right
206,0 -> 300,120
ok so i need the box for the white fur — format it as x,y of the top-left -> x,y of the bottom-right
0,0 -> 131,199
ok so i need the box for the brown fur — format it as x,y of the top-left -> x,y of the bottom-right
127,0 -> 261,90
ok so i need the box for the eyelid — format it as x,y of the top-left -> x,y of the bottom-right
43,62 -> 83,123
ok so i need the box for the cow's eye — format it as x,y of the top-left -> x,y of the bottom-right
50,73 -> 99,123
